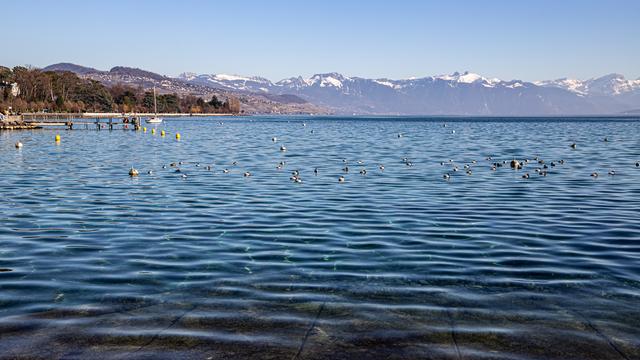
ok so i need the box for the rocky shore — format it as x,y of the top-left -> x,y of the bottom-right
0,119 -> 41,130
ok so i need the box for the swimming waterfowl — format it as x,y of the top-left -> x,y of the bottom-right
406,162 -> 414,167
175,169 -> 182,173
223,169 -> 230,173
280,145 -> 287,151
15,141 -> 23,149
338,176 -> 345,182
357,160 -> 364,165
292,170 -> 300,176
608,170 -> 616,176
232,161 -> 237,166
636,162 -> 639,167
343,166 -> 349,173
570,143 -> 577,149
559,160 -> 565,165
522,173 -> 530,179
491,165 -> 497,171
397,133 -> 403,138
162,165 -> 167,169
510,159 -> 522,169
170,162 -> 177,167
244,172 -> 251,177
129,167 -> 139,177
360,169 -> 367,175
206,165 -> 212,171
604,137 -> 608,142
181,174 -> 188,179
591,172 -> 598,177
314,168 -> 318,175
147,170 -> 153,175
379,165 -> 384,171
443,173 -> 450,180
272,137 -> 277,142
466,170 -> 472,176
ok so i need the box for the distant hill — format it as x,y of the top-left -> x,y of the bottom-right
42,62 -> 103,75
109,66 -> 167,81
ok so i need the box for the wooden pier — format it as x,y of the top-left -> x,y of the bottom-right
22,114 -> 143,131
2,112 -> 235,131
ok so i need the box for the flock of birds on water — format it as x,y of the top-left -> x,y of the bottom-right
12,122 -> 640,183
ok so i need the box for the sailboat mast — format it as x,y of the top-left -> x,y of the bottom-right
153,87 -> 158,115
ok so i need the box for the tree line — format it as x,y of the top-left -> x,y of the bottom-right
0,66 -> 238,114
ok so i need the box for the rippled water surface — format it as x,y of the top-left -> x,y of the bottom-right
1,116 -> 639,359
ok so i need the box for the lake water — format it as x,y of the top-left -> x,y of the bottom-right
1,116 -> 639,359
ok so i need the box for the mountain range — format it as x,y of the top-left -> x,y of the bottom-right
178,71 -> 640,115
43,63 -> 640,115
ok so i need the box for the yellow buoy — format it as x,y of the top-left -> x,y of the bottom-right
161,130 -> 166,137
151,128 -> 156,134
143,127 -> 147,132
55,134 -> 61,142
176,133 -> 181,140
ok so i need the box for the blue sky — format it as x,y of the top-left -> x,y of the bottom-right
2,0 -> 639,81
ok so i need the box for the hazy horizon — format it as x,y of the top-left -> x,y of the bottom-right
2,0 -> 639,82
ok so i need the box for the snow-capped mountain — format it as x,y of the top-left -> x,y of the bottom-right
535,74 -> 640,97
178,72 -> 274,92
178,70 -> 640,115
